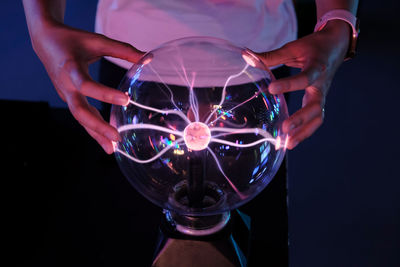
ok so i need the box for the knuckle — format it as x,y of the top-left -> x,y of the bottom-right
90,32 -> 106,43
59,58 -> 77,74
88,116 -> 108,135
92,123 -> 105,135
59,59 -> 87,90
293,116 -> 303,127
87,33 -> 110,52
98,33 -> 132,49
69,106 -> 85,124
262,51 -> 273,62
96,34 -> 112,46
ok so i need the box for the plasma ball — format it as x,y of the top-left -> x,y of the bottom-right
183,122 -> 211,151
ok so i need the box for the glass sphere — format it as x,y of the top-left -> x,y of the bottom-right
111,37 -> 288,217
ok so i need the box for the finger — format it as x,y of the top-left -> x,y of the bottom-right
282,101 -> 323,134
109,110 -> 117,128
80,79 -> 129,106
286,115 -> 324,149
284,61 -> 304,68
85,126 -> 114,154
97,35 -> 145,63
269,64 -> 323,94
67,93 -> 121,142
68,63 -> 129,106
86,105 -> 119,154
254,45 -> 294,67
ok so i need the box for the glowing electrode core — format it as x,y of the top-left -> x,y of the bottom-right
183,122 -> 211,151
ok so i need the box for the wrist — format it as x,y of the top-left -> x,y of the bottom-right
322,19 -> 351,45
32,15 -> 68,41
28,18 -> 67,56
23,0 -> 66,39
27,16 -> 60,42
314,9 -> 359,60
319,20 -> 352,61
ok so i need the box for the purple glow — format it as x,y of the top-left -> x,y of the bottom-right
115,60 -> 287,197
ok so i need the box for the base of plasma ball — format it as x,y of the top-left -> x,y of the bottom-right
165,210 -> 231,236
166,181 -> 230,236
183,122 -> 211,151
153,209 -> 251,267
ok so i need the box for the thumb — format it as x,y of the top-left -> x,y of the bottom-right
97,34 -> 145,63
253,45 -> 292,68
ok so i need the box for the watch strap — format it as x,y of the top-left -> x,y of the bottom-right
314,9 -> 359,60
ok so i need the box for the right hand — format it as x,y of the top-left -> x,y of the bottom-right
31,22 -> 144,154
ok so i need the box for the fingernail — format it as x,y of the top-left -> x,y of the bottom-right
141,53 -> 153,65
242,49 -> 258,67
289,123 -> 296,131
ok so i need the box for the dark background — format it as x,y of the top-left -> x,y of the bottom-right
1,0 -> 399,266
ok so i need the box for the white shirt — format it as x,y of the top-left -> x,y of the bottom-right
95,0 -> 297,70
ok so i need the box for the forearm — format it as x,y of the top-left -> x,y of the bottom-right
22,0 -> 66,38
315,0 -> 359,18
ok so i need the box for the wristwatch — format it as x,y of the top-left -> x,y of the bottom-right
314,9 -> 360,60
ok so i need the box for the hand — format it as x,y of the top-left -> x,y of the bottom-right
255,20 -> 351,149
30,22 -> 144,154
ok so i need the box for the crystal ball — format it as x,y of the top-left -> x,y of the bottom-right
111,37 -> 288,216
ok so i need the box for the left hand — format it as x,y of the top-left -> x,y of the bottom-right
255,20 -> 351,149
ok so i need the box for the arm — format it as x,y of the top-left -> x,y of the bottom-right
22,0 -> 144,154
256,0 -> 358,149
